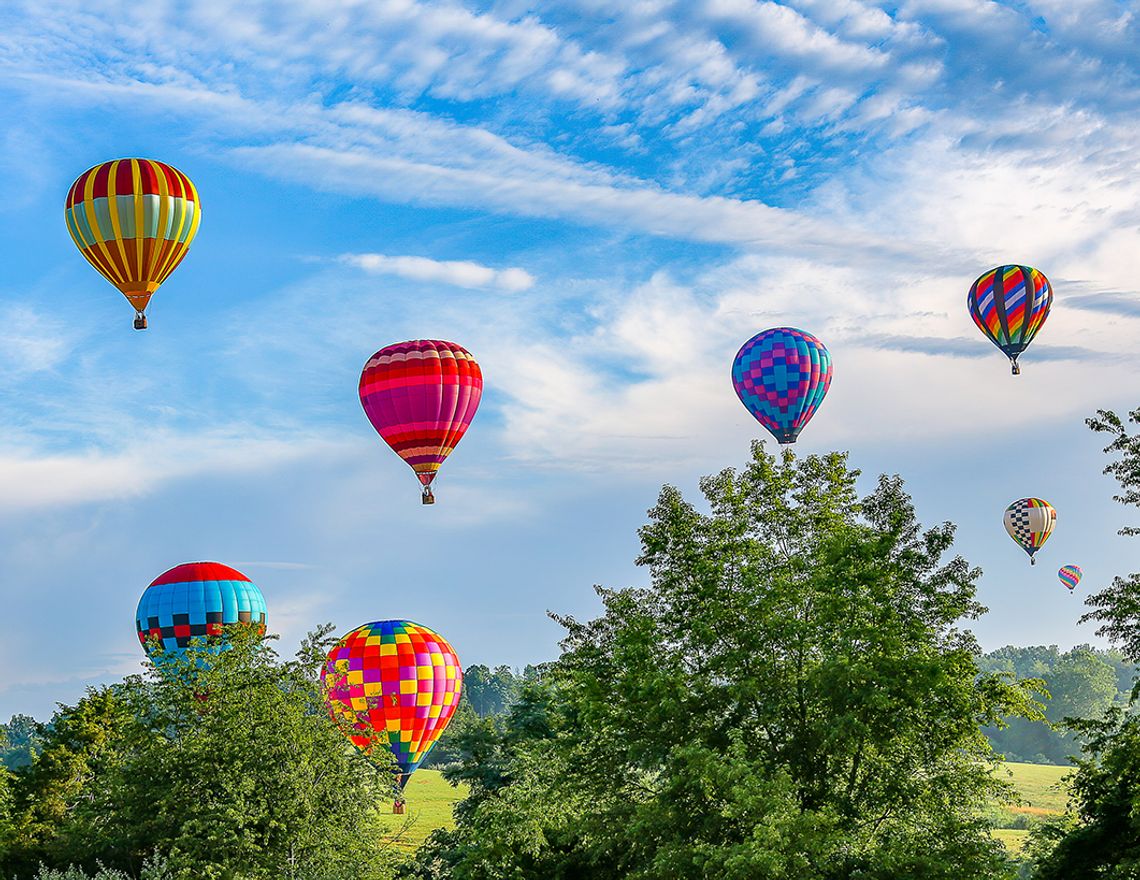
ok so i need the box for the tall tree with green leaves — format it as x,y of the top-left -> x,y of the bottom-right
1029,410 -> 1140,878
2,626 -> 401,880
407,443 -> 1035,880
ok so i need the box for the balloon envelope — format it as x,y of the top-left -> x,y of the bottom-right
1003,498 -> 1056,564
322,620 -> 462,783
732,327 -> 832,444
65,158 -> 201,321
136,562 -> 267,662
359,340 -> 482,501
966,265 -> 1052,374
1058,564 -> 1082,592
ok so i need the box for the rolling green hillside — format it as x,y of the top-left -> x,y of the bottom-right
377,770 -> 469,853
991,761 -> 1072,854
379,763 -> 1072,857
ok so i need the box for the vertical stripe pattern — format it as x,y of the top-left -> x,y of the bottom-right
65,158 -> 201,313
1003,498 -> 1057,561
966,265 -> 1052,368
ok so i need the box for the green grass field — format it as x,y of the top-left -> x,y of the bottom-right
991,762 -> 1072,854
378,770 -> 468,853
378,763 -> 1071,857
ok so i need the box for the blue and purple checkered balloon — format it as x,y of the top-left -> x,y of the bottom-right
731,327 -> 833,444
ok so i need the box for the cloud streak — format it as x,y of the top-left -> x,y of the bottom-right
340,252 -> 535,292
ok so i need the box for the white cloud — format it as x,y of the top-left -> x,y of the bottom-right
341,252 -> 535,292
0,430 -> 348,512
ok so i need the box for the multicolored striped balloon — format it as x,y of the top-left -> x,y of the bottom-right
1003,498 -> 1057,565
1058,564 -> 1082,592
136,562 -> 267,662
65,158 -> 201,329
967,265 -> 1052,375
732,327 -> 833,444
322,620 -> 462,806
359,340 -> 483,504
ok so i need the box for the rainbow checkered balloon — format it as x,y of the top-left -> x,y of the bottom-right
1058,565 -> 1082,592
967,265 -> 1052,375
322,620 -> 462,785
136,561 -> 267,661
732,327 -> 832,444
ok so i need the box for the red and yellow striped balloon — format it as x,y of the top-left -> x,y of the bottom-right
65,158 -> 201,328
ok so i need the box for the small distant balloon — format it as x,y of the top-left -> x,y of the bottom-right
1058,565 -> 1082,592
966,265 -> 1052,375
322,620 -> 462,811
1003,498 -> 1056,565
359,340 -> 482,504
136,562 -> 267,663
65,158 -> 201,330
732,327 -> 832,444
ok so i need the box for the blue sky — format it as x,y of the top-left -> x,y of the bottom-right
1,0 -> 1139,720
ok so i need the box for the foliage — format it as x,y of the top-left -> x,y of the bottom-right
0,626 -> 400,880
978,646 -> 1130,764
1024,410 -> 1140,877
0,718 -> 43,771
404,443 -> 1033,880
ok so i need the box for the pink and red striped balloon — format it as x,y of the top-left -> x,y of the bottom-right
359,340 -> 482,504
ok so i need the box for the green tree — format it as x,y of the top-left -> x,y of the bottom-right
978,646 -> 1124,764
2,626 -> 400,880
1029,409 -> 1140,877
407,443 -> 1034,880
1,715 -> 44,770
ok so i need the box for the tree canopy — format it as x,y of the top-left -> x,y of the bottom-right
1027,410 -> 1140,878
405,443 -> 1034,880
0,626 -> 399,880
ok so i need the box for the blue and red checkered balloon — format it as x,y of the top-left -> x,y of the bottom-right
732,328 -> 833,444
136,561 -> 267,662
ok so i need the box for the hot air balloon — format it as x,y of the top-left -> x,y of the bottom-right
732,327 -> 832,444
136,562 -> 267,663
359,340 -> 482,504
1003,498 -> 1056,565
1058,565 -> 1082,592
966,265 -> 1052,375
65,158 -> 201,330
322,620 -> 462,812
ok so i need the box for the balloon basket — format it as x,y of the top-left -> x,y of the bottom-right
133,313 -> 148,330
393,800 -> 406,815
1011,360 -> 1020,375
421,486 -> 435,505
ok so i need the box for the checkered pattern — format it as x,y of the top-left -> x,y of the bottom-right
322,620 -> 462,779
1003,498 -> 1057,559
359,340 -> 482,494
967,265 -> 1053,366
731,327 -> 832,444
1057,565 -> 1082,592
136,561 -> 267,660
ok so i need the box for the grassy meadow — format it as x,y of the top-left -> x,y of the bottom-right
990,762 -> 1072,854
381,763 -> 1072,856
378,771 -> 469,853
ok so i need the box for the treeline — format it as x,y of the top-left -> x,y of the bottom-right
0,626 -> 403,879
3,423 -> 1140,878
978,645 -> 1136,764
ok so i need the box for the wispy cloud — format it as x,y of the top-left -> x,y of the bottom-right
340,252 -> 535,292
0,430 -> 349,513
